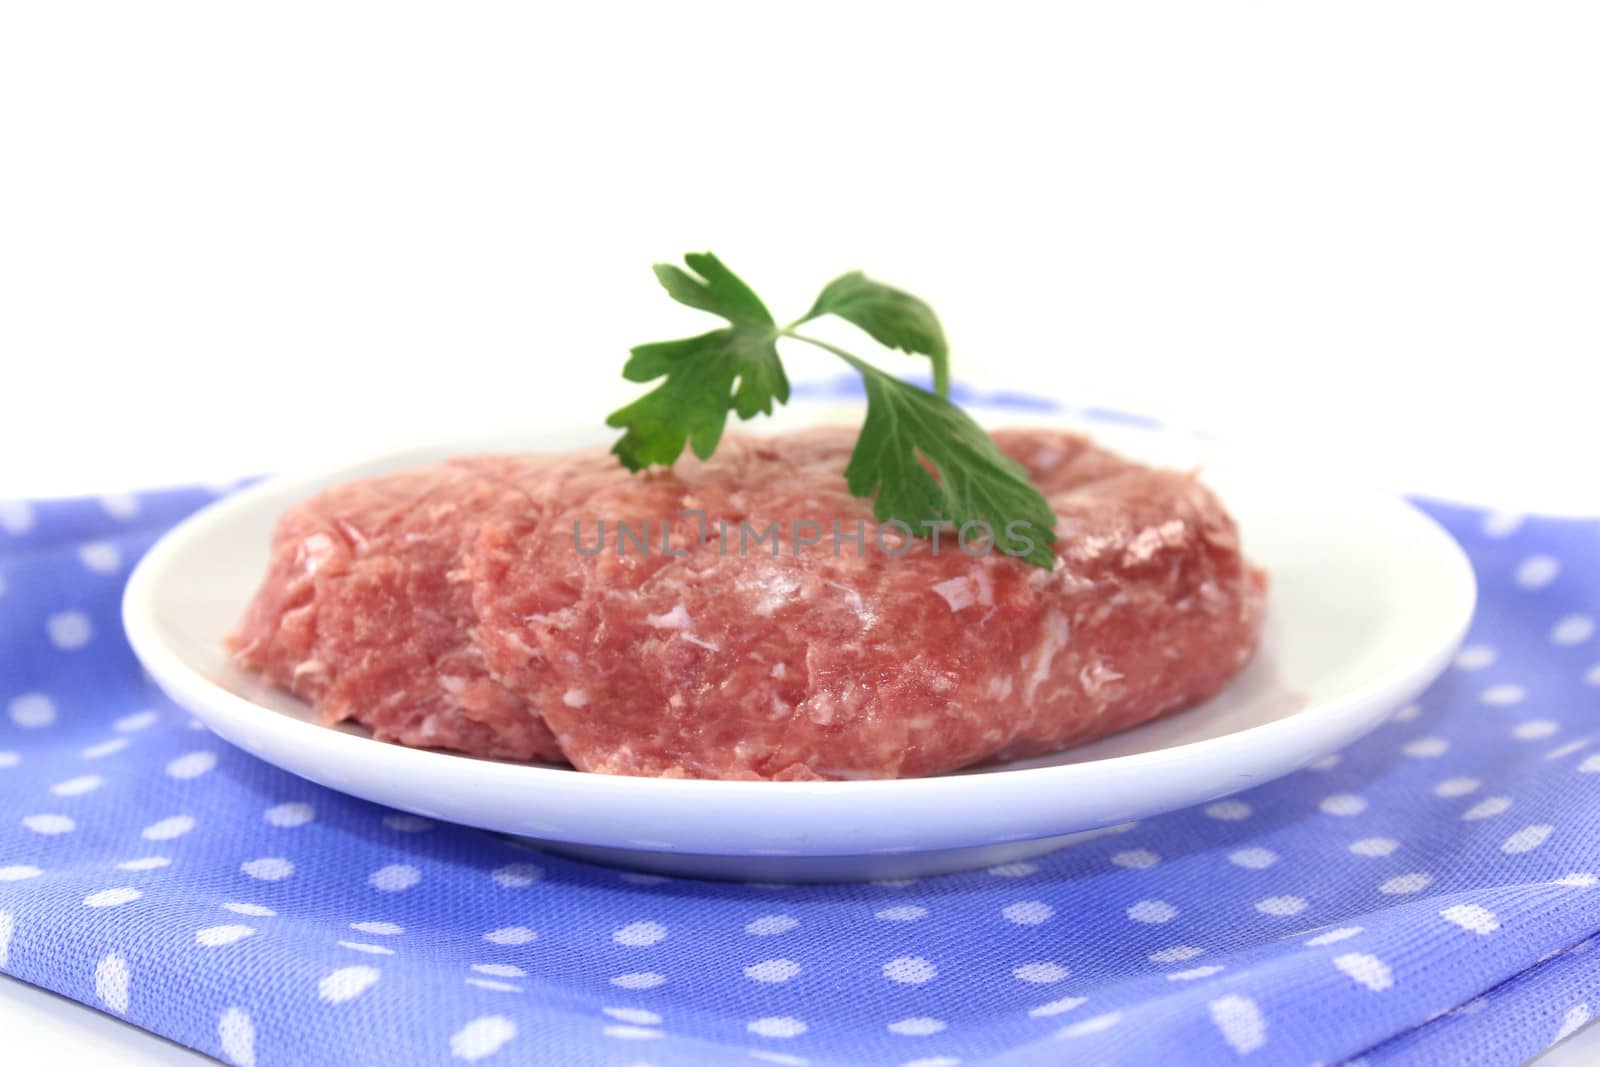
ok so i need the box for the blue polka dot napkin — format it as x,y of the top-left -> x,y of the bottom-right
2,402 -> 1599,1066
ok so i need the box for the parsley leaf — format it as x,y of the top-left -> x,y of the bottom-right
611,252 -> 1058,568
817,346 -> 1057,568
651,252 -> 775,327
605,253 -> 789,471
802,272 -> 951,397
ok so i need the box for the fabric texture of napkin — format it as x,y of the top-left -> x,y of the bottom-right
1,391 -> 1598,1067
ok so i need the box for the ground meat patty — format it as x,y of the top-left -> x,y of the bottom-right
229,427 -> 1266,780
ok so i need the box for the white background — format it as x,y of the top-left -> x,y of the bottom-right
3,3 -> 1599,509
2,2 -> 1598,1063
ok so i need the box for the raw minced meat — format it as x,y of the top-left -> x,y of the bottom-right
229,427 -> 1266,780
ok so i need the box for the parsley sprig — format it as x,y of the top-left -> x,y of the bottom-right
606,253 -> 1057,568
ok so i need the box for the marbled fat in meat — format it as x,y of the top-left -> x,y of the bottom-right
229,428 -> 1266,780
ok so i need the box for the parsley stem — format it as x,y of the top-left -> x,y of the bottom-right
780,329 -> 859,365
781,330 -> 950,398
931,354 -> 950,399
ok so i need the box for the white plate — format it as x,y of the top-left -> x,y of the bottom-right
123,408 -> 1476,882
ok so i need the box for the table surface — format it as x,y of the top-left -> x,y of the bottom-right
4,2 -> 1597,1063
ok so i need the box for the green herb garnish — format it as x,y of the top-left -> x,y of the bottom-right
607,252 -> 1057,568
